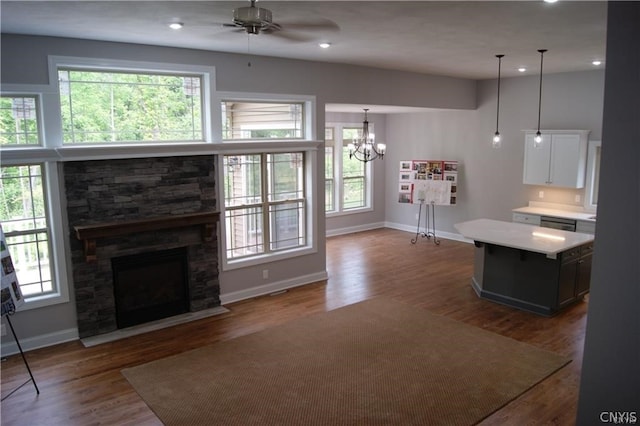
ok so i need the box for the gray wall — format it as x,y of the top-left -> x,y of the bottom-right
0,34 -> 475,350
384,69 -> 605,235
577,2 -> 640,421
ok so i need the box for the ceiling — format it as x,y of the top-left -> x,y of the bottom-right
1,1 -> 608,81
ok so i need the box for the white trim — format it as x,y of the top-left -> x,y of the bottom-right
219,271 -> 328,305
0,325 -> 78,356
382,222 -> 471,244
325,222 -> 385,237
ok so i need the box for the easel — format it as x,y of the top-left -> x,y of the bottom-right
1,310 -> 40,401
411,200 -> 440,245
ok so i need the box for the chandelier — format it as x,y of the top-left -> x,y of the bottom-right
347,108 -> 386,163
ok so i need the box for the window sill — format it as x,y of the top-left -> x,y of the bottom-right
19,291 -> 70,312
222,246 -> 317,272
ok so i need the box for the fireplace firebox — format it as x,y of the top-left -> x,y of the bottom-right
112,247 -> 189,329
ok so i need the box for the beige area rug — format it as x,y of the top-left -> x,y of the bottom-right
122,298 -> 570,426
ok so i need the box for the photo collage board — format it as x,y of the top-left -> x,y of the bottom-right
1,224 -> 24,316
397,160 -> 459,205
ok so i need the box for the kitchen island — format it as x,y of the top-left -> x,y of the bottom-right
455,219 -> 594,316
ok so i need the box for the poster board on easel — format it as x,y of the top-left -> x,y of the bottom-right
398,160 -> 459,205
1,224 -> 24,317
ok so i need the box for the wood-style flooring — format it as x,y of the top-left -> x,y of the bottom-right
0,228 -> 588,425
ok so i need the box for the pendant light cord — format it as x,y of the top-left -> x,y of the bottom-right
495,54 -> 504,134
536,49 -> 547,132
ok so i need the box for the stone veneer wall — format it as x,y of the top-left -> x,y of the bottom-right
64,155 -> 220,338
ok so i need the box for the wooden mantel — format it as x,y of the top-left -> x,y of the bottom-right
74,212 -> 220,262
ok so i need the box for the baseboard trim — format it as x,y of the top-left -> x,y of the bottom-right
325,222 -> 385,237
220,271 -> 329,305
383,221 -> 470,243
0,327 -> 79,357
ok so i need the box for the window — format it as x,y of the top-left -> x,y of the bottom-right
0,95 -> 41,146
0,165 -> 54,298
325,123 -> 372,214
221,101 -> 303,140
325,128 -> 335,212
223,153 -> 306,260
1,94 -> 60,302
341,127 -> 367,210
58,68 -> 203,143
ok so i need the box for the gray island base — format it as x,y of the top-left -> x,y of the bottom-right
455,219 -> 594,316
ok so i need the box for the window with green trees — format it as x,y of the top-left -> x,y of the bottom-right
0,95 -> 40,145
0,165 -> 53,297
325,124 -> 371,214
58,69 -> 203,143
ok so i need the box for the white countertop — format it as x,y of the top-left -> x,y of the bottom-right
455,219 -> 594,259
512,206 -> 596,222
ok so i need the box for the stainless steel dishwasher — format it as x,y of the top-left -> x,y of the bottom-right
539,216 -> 577,232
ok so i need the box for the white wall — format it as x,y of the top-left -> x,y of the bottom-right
384,70 -> 605,235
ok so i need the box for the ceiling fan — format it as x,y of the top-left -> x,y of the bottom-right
222,0 -> 339,42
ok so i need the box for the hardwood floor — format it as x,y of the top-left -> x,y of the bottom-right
0,228 -> 588,425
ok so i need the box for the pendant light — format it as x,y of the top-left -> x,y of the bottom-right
534,49 -> 547,148
348,108 -> 386,163
492,54 -> 505,148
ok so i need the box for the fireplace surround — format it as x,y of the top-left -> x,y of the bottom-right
64,156 -> 221,338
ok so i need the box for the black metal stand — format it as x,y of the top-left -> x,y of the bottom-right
1,314 -> 40,401
411,200 -> 440,245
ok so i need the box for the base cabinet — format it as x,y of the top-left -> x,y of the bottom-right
473,242 -> 593,316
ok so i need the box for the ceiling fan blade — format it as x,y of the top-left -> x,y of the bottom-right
265,30 -> 315,43
276,19 -> 340,32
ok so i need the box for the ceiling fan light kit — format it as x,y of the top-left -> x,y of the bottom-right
232,0 -> 273,35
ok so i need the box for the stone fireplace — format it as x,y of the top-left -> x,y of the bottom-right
64,156 -> 220,339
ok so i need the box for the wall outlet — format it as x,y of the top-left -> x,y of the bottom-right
0,323 -> 6,337
575,194 -> 581,203
262,269 -> 269,280
538,191 -> 545,199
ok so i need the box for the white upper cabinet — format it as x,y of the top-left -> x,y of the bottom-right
523,130 -> 590,188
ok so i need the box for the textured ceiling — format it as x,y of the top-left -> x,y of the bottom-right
1,1 -> 608,80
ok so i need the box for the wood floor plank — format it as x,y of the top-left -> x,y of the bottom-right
0,229 -> 587,425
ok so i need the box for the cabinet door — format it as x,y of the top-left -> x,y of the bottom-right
557,248 -> 580,309
523,134 -> 552,185
550,134 -> 583,187
576,251 -> 592,297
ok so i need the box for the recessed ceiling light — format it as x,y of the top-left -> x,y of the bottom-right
319,42 -> 331,49
518,67 -> 527,73
543,0 -> 558,3
592,60 -> 602,66
169,22 -> 184,30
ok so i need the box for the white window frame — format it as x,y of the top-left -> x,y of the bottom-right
45,56 -> 217,161
215,92 -> 318,271
325,122 -> 374,217
0,89 -> 70,310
